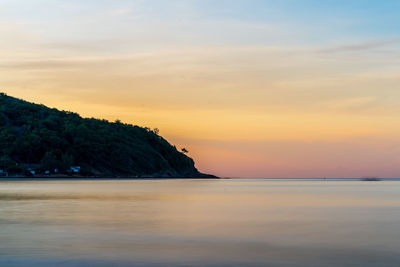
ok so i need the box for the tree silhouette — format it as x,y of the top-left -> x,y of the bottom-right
41,151 -> 58,170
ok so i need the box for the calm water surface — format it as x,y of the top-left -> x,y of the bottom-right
0,179 -> 399,266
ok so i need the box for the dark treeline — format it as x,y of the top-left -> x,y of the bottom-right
0,93 -> 213,178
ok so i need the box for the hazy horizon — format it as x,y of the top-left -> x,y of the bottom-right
1,0 -> 400,178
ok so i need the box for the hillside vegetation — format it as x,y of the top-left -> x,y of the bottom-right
0,93 -> 213,178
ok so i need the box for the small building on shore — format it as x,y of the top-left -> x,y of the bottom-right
70,166 -> 81,173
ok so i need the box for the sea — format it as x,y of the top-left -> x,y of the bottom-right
0,178 -> 399,267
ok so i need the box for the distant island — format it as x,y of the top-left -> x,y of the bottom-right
0,93 -> 216,178
361,177 -> 382,182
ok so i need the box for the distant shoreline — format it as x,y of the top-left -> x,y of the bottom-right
1,177 -> 399,181
0,175 -> 219,180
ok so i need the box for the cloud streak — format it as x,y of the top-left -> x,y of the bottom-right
318,38 -> 400,54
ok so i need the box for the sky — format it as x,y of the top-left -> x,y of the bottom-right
1,0 -> 400,178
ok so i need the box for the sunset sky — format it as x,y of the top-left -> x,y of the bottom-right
1,0 -> 400,178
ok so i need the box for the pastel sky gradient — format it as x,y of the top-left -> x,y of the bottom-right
1,0 -> 400,177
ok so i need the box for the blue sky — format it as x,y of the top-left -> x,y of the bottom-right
1,0 -> 399,46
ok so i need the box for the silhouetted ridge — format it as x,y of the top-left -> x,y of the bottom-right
0,93 -> 215,178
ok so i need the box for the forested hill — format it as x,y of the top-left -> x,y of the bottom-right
0,93 -> 215,178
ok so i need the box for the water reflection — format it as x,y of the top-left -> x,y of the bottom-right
0,180 -> 400,266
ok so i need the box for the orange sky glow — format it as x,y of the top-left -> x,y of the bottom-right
1,1 -> 400,177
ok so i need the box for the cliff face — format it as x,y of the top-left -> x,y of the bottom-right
0,93 -> 215,178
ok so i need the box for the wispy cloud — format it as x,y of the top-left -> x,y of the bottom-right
318,38 -> 400,54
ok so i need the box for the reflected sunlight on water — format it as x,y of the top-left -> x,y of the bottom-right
0,179 -> 400,266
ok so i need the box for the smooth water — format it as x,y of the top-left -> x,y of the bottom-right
0,179 -> 399,267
